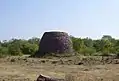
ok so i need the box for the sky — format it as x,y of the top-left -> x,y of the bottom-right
0,0 -> 119,40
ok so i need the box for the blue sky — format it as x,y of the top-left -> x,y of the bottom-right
0,0 -> 119,40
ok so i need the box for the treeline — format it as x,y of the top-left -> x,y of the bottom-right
0,35 -> 119,57
71,35 -> 119,56
0,37 -> 40,57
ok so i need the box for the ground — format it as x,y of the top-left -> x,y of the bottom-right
0,56 -> 119,81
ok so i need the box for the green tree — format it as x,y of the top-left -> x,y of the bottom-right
28,37 -> 40,44
80,47 -> 96,56
1,40 -> 9,47
71,37 -> 86,52
21,43 -> 38,55
101,39 -> 114,56
82,37 -> 93,47
113,40 -> 119,55
8,43 -> 22,56
0,47 -> 8,54
102,35 -> 113,41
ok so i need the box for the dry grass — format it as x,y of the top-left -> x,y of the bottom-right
0,56 -> 119,81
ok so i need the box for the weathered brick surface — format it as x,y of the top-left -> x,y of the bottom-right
35,31 -> 73,57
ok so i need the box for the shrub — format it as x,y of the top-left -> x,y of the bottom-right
21,43 -> 38,55
8,44 -> 23,56
0,47 -> 9,57
79,47 -> 96,56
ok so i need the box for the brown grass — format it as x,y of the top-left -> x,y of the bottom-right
0,56 -> 119,81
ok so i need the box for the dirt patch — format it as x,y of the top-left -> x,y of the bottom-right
3,56 -> 119,65
0,56 -> 119,81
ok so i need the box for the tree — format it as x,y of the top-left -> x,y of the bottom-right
21,42 -> 38,55
1,40 -> 9,47
71,37 -> 86,52
102,35 -> 113,41
82,37 -> 93,47
101,39 -> 114,55
0,47 -> 8,55
93,40 -> 102,52
28,37 -> 40,44
8,43 -> 22,56
80,47 -> 96,56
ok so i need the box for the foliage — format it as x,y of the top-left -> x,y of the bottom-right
80,47 -> 96,56
0,35 -> 119,56
0,47 -> 8,54
21,43 -> 38,55
0,37 -> 39,56
71,37 -> 86,52
8,43 -> 22,56
0,47 -> 9,57
71,35 -> 118,56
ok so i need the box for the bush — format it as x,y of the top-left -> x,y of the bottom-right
0,47 -> 9,57
21,43 -> 38,55
8,44 -> 23,56
0,47 -> 8,54
79,47 -> 96,56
